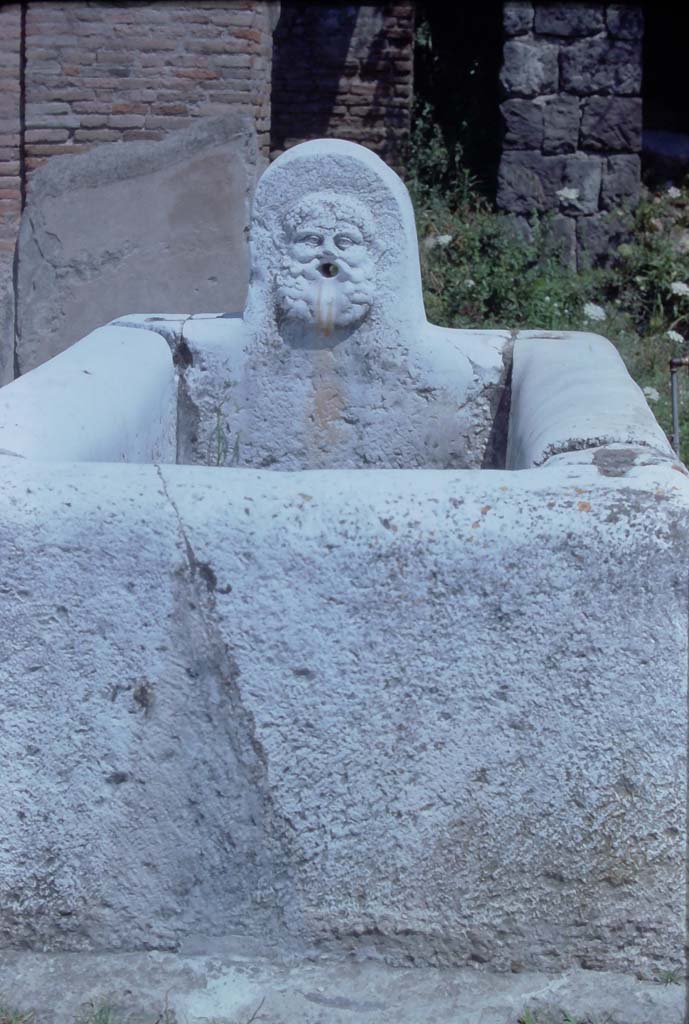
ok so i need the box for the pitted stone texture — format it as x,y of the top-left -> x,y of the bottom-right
497,152 -> 564,212
576,209 -> 634,265
0,952 -> 684,1024
0,324 -> 176,463
0,270 -> 14,387
234,140 -> 510,470
507,331 -> 672,469
606,4 -> 644,39
534,4 -> 605,36
503,2 -> 534,36
500,40 -> 559,97
10,115 -> 258,378
540,95 -> 581,154
560,38 -> 642,95
601,154 -> 642,211
580,97 -> 642,152
559,154 -> 603,214
501,99 -> 544,151
498,151 -> 605,218
0,453 -> 686,976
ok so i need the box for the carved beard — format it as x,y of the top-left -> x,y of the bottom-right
274,255 -> 375,335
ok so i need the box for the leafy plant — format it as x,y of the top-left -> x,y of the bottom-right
405,107 -> 689,462
0,1001 -> 33,1024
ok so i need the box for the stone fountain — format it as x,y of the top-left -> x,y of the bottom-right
0,140 -> 685,1023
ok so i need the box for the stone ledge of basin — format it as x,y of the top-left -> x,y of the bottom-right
0,952 -> 684,1024
0,457 -> 686,963
507,329 -> 674,469
0,323 -> 176,463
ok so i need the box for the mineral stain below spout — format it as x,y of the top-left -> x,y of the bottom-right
316,277 -> 337,336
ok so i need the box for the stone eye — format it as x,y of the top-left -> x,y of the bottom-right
335,234 -> 355,249
297,233 -> 322,247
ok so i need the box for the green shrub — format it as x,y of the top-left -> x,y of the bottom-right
406,112 -> 689,461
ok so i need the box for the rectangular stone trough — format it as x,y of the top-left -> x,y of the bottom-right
0,311 -> 686,984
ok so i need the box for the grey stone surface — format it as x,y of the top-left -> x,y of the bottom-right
0,447 -> 685,970
576,209 -> 634,265
607,4 -> 644,39
0,262 -> 14,386
580,96 -> 642,152
500,40 -> 559,97
0,138 -> 685,988
503,1 -> 534,36
560,38 -> 642,95
501,99 -> 544,150
560,153 -> 603,213
534,3 -> 605,36
543,212 -> 576,266
541,94 -> 581,153
0,951 -> 684,1024
11,114 -> 259,378
0,324 -> 177,462
200,139 -> 509,471
601,154 -> 642,211
497,151 -> 563,212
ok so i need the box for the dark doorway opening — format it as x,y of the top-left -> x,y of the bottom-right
413,1 -> 504,200
642,3 -> 689,182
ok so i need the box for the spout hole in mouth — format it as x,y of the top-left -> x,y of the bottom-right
319,262 -> 338,278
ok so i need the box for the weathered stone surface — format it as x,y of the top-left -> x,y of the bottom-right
176,141 -> 510,471
580,96 -> 642,152
0,265 -> 14,387
543,213 -> 576,266
497,151 -> 563,212
560,39 -> 642,95
503,1 -> 534,36
541,95 -> 581,153
0,439 -> 684,970
500,99 -> 544,150
0,324 -> 176,463
601,154 -> 641,211
0,952 -> 683,1024
500,40 -> 559,97
577,209 -> 634,265
534,4 -> 604,36
559,154 -> 603,213
11,114 -> 259,378
0,139 -> 684,990
606,5 -> 644,39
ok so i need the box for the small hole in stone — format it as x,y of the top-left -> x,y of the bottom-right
319,262 -> 338,278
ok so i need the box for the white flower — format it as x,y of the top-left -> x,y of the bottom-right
583,302 -> 607,322
556,187 -> 579,202
465,278 -> 476,290
666,330 -> 685,344
643,386 -> 660,403
667,186 -> 681,199
423,233 -> 453,252
670,281 -> 689,297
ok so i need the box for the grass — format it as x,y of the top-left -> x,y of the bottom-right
0,996 -> 268,1024
406,110 -> 689,463
0,1002 -> 33,1024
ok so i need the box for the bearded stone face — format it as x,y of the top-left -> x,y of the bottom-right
274,194 -> 377,335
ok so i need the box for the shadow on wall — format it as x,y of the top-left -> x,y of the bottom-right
271,4 -> 358,151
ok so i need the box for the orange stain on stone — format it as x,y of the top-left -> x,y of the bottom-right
577,501 -> 591,512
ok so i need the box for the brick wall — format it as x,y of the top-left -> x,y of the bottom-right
497,2 -> 643,266
271,2 -> 414,170
0,4 -> 22,283
23,0 -> 274,175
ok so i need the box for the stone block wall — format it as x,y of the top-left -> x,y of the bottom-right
271,2 -> 414,170
497,3 -> 643,266
0,5 -> 22,289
